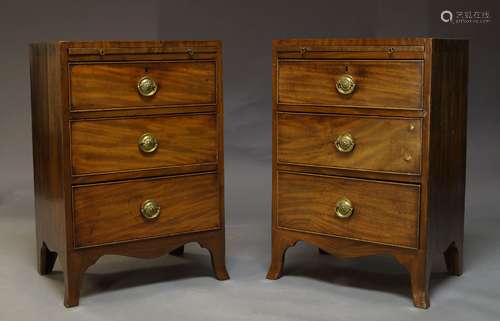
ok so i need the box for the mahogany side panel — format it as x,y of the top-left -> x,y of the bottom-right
428,39 -> 468,275
30,43 -> 67,262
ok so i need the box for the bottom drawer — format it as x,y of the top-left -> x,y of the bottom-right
277,172 -> 420,248
73,173 -> 220,247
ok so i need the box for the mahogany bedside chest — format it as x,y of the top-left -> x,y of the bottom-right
30,40 -> 228,307
267,38 -> 468,308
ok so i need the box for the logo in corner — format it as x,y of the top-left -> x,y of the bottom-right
440,9 -> 491,24
441,10 -> 453,23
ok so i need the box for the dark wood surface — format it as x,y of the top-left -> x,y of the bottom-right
427,39 -> 469,276
277,104 -> 425,118
277,112 -> 422,174
31,40 -> 228,307
278,60 -> 423,109
70,61 -> 216,110
70,105 -> 216,119
30,42 -> 67,266
71,114 -> 217,175
277,171 -> 420,248
268,38 -> 468,309
67,45 -> 218,62
277,51 -> 425,60
74,173 -> 220,247
276,163 -> 421,184
71,163 -> 218,185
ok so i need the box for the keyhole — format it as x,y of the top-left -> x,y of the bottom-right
144,67 -> 149,73
345,65 -> 349,73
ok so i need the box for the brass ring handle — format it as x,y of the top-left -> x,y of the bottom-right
137,75 -> 158,97
335,133 -> 355,153
336,74 -> 356,95
138,133 -> 158,153
141,200 -> 161,220
335,198 -> 353,219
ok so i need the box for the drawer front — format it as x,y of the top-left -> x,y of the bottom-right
70,61 -> 216,110
277,113 -> 421,174
73,173 -> 220,247
278,60 -> 423,109
277,172 -> 420,248
71,114 -> 217,175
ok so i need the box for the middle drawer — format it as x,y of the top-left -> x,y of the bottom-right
277,113 -> 422,175
71,114 -> 217,175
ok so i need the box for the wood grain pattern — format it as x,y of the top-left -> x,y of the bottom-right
71,114 -> 217,175
63,229 -> 228,307
277,113 -> 422,174
278,104 -> 425,118
67,45 -> 217,62
278,60 -> 423,109
268,38 -> 468,309
31,40 -> 228,307
30,42 -> 68,269
68,53 -> 217,62
71,164 -> 217,185
277,172 -> 420,248
276,44 -> 424,59
73,173 -> 220,247
70,61 -> 216,110
273,38 -> 427,47
63,40 -> 222,49
70,105 -> 216,119
277,51 -> 424,60
427,39 -> 469,276
277,163 -> 420,184
267,227 -> 418,275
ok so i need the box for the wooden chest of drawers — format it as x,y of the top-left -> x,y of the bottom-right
30,40 -> 228,307
267,38 -> 468,308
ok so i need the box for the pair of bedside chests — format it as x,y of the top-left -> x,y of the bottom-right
30,39 -> 468,309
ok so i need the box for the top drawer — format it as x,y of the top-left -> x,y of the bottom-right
278,60 -> 423,110
70,61 -> 216,110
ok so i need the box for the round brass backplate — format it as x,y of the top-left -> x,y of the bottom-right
335,133 -> 355,153
336,74 -> 356,95
137,75 -> 158,97
138,133 -> 158,153
141,200 -> 161,220
335,198 -> 353,219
